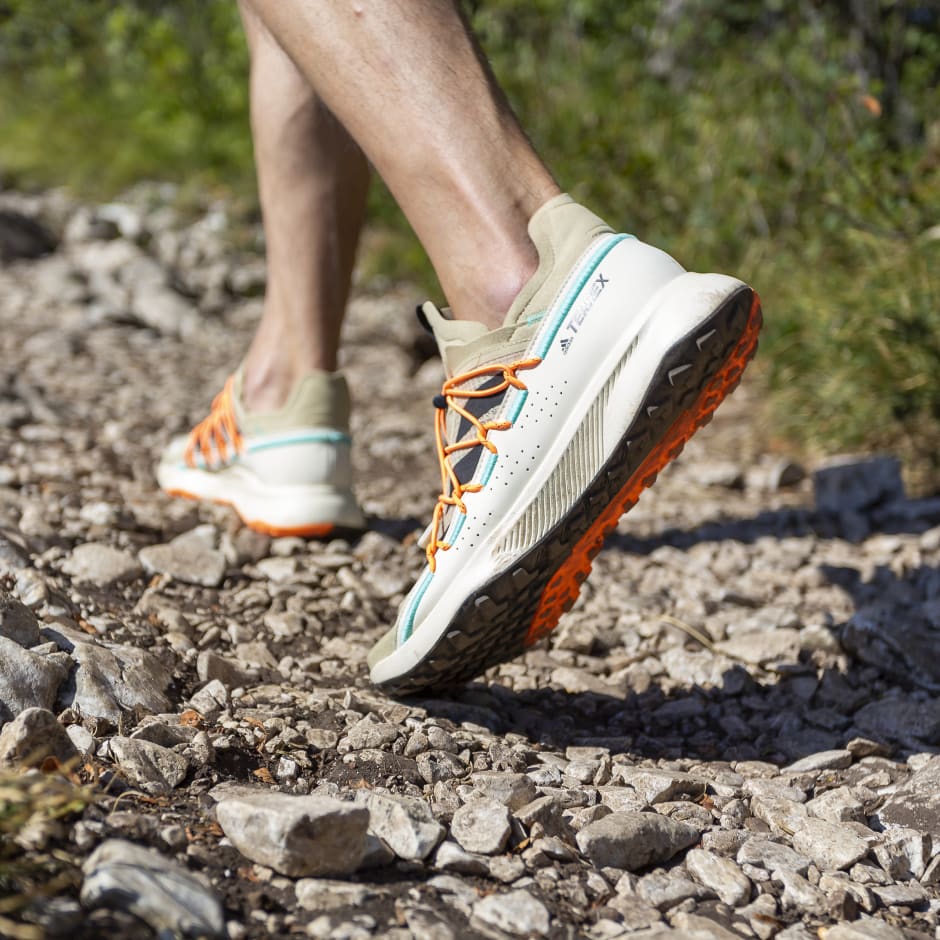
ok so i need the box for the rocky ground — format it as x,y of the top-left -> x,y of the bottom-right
0,186 -> 938,940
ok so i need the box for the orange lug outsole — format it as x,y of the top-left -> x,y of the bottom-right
524,292 -> 763,646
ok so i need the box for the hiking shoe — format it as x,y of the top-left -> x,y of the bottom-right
368,193 -> 762,693
158,368 -> 366,536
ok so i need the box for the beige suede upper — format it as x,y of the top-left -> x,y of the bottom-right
422,194 -> 614,377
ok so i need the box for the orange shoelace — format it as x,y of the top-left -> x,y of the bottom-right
184,376 -> 244,468
426,357 -> 541,571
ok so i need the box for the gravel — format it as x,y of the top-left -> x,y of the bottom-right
0,187 -> 938,939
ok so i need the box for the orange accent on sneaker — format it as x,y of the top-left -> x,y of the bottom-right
184,376 -> 244,468
427,358 -> 542,572
164,487 -> 336,539
525,293 -> 764,646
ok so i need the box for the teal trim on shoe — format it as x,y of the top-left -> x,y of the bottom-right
247,430 -> 351,452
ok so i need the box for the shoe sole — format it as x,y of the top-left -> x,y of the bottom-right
374,286 -> 762,695
163,487 -> 344,538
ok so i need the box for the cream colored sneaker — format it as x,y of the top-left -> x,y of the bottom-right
368,194 -> 762,693
158,368 -> 366,537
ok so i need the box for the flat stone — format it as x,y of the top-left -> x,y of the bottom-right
875,755 -> 940,841
416,750 -> 468,784
0,707 -> 78,767
0,593 -> 40,646
785,749 -> 853,773
472,889 -> 550,937
62,543 -> 141,586
576,811 -> 699,871
736,838 -> 811,876
597,786 -> 647,815
295,879 -> 374,912
635,870 -> 711,910
870,881 -> 928,907
615,767 -> 706,805
67,639 -> 173,722
450,798 -> 512,855
805,787 -> 866,823
216,792 -> 368,877
684,848 -> 752,906
471,771 -> 537,810
187,679 -> 229,720
433,840 -> 490,876
821,919 -> 908,939
0,635 -> 68,721
341,716 -> 401,751
357,791 -> 445,861
139,526 -> 226,587
195,651 -> 255,689
871,826 -> 931,880
715,629 -> 802,665
791,818 -> 871,871
109,736 -> 189,796
515,794 -> 569,838
670,912 -> 746,939
750,795 -> 808,834
488,853 -> 526,884
774,870 -> 828,915
131,281 -> 200,338
81,839 -> 224,938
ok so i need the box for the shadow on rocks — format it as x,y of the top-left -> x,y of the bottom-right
607,494 -> 940,555
415,648 -> 939,770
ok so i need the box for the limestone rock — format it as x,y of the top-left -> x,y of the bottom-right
875,754 -> 940,841
357,791 -> 445,861
791,818 -> 871,872
575,811 -> 699,871
216,792 -> 368,877
0,593 -> 40,647
472,890 -> 550,937
0,707 -> 78,767
61,543 -> 141,586
81,839 -> 224,938
139,526 -> 226,587
450,798 -> 512,855
109,736 -> 189,796
685,848 -> 752,907
0,635 -> 68,721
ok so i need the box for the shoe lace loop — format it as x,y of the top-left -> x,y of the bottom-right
426,357 -> 541,571
184,376 -> 244,468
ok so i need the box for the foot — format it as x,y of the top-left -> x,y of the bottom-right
158,368 -> 366,537
368,194 -> 762,693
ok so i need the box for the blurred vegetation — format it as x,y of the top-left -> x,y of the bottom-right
0,769 -> 93,938
0,0 -> 938,475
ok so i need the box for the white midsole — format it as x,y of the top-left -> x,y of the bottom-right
158,462 -> 365,530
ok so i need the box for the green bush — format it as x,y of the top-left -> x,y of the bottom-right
1,0 -> 938,476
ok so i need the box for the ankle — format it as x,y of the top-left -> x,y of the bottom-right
240,361 -> 298,413
449,238 -> 540,330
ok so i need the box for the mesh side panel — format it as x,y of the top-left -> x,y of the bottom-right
494,354 -> 631,558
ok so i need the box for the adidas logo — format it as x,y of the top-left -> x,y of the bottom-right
559,336 -> 573,354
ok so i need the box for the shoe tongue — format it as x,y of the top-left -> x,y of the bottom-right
418,302 -> 489,378
420,194 -> 613,378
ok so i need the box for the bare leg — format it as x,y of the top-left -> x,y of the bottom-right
245,0 -> 561,329
238,1 -> 370,412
